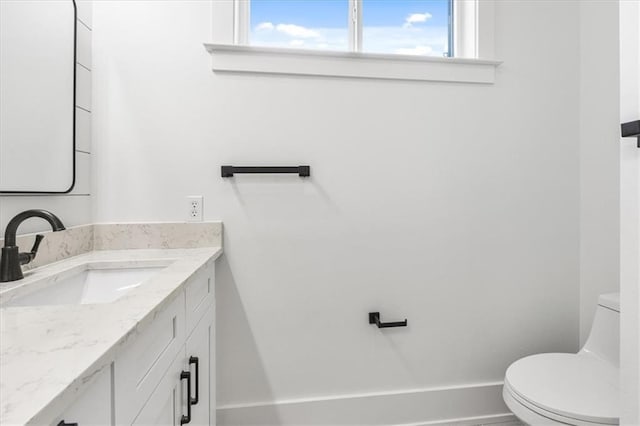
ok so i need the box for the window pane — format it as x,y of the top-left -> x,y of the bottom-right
250,0 -> 349,51
362,0 -> 452,57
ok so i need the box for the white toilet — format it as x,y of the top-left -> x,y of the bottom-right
503,293 -> 620,425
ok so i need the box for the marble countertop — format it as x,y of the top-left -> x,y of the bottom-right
0,247 -> 222,425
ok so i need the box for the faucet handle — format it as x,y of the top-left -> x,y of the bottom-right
18,234 -> 44,265
30,234 -> 44,256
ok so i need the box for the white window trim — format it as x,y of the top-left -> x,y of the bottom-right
349,0 -> 362,52
454,0 -> 495,59
207,0 -> 500,84
233,0 -> 249,45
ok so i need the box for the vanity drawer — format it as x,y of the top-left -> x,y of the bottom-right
54,364 -> 113,426
114,292 -> 186,425
185,263 -> 214,336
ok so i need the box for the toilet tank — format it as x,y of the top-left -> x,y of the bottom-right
581,293 -> 620,367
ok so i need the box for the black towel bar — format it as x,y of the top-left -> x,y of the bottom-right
221,165 -> 310,177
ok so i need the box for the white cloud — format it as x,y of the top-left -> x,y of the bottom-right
250,24 -> 447,57
362,25 -> 447,56
276,23 -> 321,39
255,22 -> 274,31
403,12 -> 432,28
395,45 -> 433,55
250,26 -> 349,51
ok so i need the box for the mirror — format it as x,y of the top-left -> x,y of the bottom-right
0,0 -> 76,193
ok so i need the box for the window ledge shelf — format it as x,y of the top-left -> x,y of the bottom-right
204,44 -> 502,84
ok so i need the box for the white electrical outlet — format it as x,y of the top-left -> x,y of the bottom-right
187,196 -> 203,222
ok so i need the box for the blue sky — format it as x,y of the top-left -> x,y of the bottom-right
250,0 -> 451,56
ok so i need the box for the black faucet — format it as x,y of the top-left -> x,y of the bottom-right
0,210 -> 65,282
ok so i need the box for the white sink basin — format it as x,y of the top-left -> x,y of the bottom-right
2,263 -> 169,307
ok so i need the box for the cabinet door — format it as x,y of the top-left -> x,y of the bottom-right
185,264 -> 214,336
115,292 -> 186,425
132,350 -> 188,426
56,365 -> 112,426
185,306 -> 214,426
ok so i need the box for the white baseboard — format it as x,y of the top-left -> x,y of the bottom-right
398,413 -> 521,426
217,382 -> 517,426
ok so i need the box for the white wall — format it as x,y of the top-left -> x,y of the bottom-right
92,0 -> 582,422
619,0 -> 640,422
0,1 -> 93,236
578,1 -> 620,345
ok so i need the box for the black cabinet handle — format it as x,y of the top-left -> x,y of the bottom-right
180,371 -> 192,425
57,422 -> 78,426
189,356 -> 199,405
368,312 -> 407,328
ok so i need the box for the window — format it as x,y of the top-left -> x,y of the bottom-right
246,0 -> 453,57
250,0 -> 350,51
206,0 -> 499,84
361,0 -> 452,56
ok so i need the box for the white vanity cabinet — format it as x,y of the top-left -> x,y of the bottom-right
131,352 -> 185,425
53,262 -> 216,426
132,305 -> 215,426
185,306 -> 215,425
128,263 -> 216,426
54,366 -> 113,426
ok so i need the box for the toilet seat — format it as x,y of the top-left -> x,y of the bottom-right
504,352 -> 619,425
